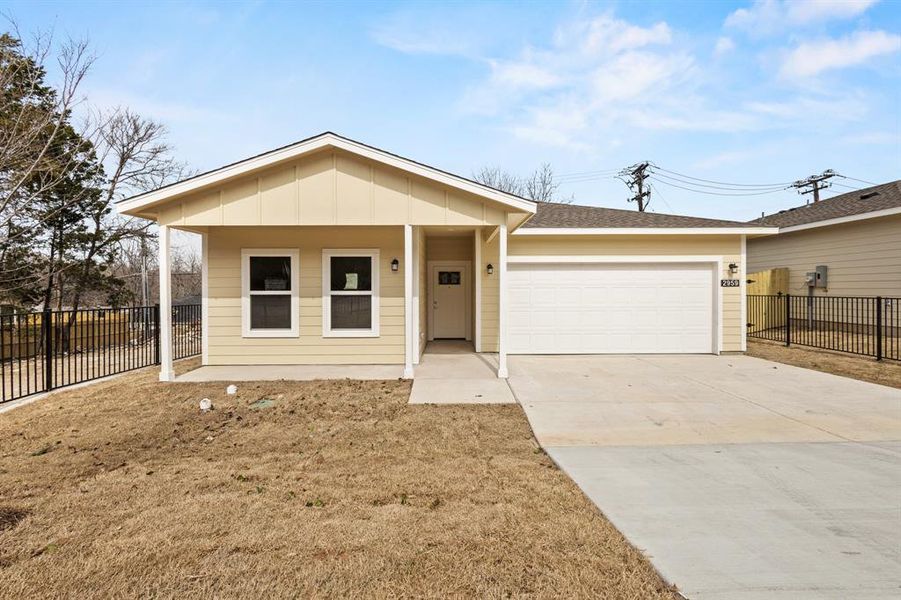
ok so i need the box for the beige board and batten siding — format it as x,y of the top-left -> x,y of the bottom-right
156,149 -> 510,229
747,214 -> 901,297
207,226 -> 404,365
506,234 -> 744,352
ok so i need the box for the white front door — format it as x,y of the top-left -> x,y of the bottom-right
429,263 -> 470,339
508,262 -> 716,354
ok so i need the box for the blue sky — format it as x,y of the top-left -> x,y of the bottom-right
7,0 -> 901,221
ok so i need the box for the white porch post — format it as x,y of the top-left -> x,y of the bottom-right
474,228 -> 482,352
201,231 -> 209,366
158,224 -> 174,381
497,222 -> 508,378
403,224 -> 414,379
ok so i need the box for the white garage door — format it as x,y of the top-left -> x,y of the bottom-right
508,262 -> 715,354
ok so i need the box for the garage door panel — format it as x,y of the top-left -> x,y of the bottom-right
508,262 -> 714,354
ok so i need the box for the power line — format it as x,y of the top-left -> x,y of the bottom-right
651,177 -> 790,197
651,171 -> 789,192
650,165 -> 795,188
839,175 -> 878,186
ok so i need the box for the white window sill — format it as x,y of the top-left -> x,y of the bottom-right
322,329 -> 380,338
242,329 -> 299,338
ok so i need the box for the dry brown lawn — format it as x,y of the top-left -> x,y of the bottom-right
0,361 -> 677,599
748,339 -> 901,389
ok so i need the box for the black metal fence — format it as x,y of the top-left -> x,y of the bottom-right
0,304 -> 201,404
748,294 -> 900,361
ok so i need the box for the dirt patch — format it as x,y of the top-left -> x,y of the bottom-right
0,360 -> 677,598
0,507 -> 28,532
748,339 -> 901,389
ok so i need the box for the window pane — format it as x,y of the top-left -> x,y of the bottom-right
330,295 -> 372,329
438,271 -> 461,285
330,256 -> 372,291
250,295 -> 291,329
250,256 -> 291,291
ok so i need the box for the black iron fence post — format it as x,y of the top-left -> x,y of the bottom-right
153,303 -> 161,365
876,296 -> 883,361
43,308 -> 53,391
785,293 -> 792,347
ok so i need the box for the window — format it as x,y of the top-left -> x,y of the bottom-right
241,249 -> 299,337
322,249 -> 380,337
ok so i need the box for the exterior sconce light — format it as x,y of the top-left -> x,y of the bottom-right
728,262 -> 739,275
391,258 -> 399,272
486,263 -> 494,275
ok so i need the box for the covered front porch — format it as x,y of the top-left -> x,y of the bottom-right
157,222 -> 513,383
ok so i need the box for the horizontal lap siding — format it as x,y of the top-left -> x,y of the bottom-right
508,235 -> 744,353
207,226 -> 404,365
747,215 -> 901,297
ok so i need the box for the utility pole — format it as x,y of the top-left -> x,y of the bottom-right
792,169 -> 837,203
618,161 -> 651,212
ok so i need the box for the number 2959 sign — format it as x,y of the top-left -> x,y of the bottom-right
721,279 -> 740,287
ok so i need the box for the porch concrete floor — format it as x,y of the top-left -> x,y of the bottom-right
409,341 -> 515,404
174,364 -> 404,382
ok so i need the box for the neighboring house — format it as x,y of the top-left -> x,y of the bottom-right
747,181 -> 901,297
115,132 -> 775,381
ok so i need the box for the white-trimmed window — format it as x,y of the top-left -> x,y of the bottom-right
241,249 -> 299,337
322,249 -> 380,337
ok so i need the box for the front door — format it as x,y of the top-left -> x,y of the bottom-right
430,263 -> 470,339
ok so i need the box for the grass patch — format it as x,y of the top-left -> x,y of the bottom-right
0,361 -> 677,598
748,339 -> 901,389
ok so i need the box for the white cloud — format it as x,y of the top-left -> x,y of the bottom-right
489,60 -> 562,89
714,37 -> 735,57
726,0 -> 879,34
780,30 -> 901,77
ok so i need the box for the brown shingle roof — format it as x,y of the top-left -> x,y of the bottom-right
522,202 -> 756,228
749,180 -> 901,228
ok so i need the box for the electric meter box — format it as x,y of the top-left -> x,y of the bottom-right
806,266 -> 828,288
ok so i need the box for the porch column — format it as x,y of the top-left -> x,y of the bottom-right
497,221 -> 508,378
403,224 -> 414,379
158,224 -> 174,382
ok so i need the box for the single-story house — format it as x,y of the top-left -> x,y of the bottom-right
115,132 -> 776,381
747,180 -> 901,297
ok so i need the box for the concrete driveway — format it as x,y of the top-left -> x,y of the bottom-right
508,355 -> 901,600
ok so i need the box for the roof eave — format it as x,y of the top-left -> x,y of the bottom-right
116,132 -> 537,217
773,206 -> 901,233
514,227 -> 779,235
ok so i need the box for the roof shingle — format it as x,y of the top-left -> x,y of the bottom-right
522,202 -> 757,229
748,180 -> 901,228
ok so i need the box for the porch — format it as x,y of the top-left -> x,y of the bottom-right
156,223 -> 511,382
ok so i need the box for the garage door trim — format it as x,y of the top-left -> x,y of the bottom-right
506,254 -> 723,354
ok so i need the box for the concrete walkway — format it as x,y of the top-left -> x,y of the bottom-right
509,355 -> 901,600
409,341 -> 515,404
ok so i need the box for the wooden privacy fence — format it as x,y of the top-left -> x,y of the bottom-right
0,304 -> 201,404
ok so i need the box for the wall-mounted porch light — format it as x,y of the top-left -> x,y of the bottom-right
486,263 -> 494,275
728,262 -> 739,275
391,258 -> 399,272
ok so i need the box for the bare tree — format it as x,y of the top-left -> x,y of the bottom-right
473,163 -> 572,203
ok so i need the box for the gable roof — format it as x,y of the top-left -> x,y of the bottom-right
116,131 -> 537,216
749,180 -> 901,229
518,202 -> 775,234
